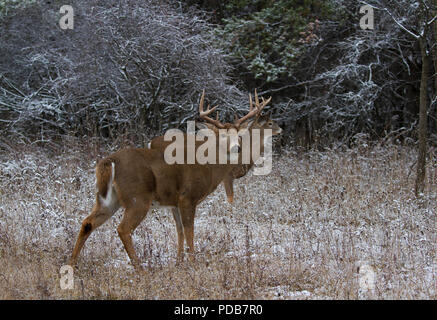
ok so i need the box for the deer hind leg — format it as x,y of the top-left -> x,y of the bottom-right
70,159 -> 120,266
117,199 -> 151,271
178,196 -> 196,262
171,207 -> 185,263
69,198 -> 119,266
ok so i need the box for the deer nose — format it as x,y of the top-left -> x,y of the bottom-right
230,145 -> 241,154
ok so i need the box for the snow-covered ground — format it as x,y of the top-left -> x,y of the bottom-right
0,143 -> 435,299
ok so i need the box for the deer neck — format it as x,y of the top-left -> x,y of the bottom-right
247,127 -> 270,165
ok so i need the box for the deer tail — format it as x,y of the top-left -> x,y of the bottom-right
96,158 -> 115,199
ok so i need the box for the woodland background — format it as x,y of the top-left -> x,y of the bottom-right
1,0 -> 436,149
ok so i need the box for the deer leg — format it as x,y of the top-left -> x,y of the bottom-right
69,201 -> 118,266
223,176 -> 234,204
178,197 -> 196,262
117,200 -> 150,271
171,207 -> 185,264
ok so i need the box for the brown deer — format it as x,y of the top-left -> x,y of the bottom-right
149,90 -> 282,204
69,91 -> 258,270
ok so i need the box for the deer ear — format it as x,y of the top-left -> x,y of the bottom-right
256,117 -> 267,126
256,111 -> 271,125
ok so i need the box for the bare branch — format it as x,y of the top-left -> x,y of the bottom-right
384,8 -> 420,39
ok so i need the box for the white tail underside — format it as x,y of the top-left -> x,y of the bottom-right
99,162 -> 118,210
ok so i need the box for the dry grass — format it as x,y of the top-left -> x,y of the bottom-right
0,139 -> 436,299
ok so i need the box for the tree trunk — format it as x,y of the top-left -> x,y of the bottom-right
432,0 -> 437,130
415,37 -> 430,196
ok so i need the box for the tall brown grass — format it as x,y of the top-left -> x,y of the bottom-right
0,139 -> 435,299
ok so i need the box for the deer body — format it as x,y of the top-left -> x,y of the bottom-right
69,90 -> 281,270
70,91 -> 246,270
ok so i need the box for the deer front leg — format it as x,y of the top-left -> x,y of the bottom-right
178,196 -> 196,262
223,175 -> 234,204
171,207 -> 185,264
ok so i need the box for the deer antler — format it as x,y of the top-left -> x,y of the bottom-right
254,88 -> 272,111
198,90 -> 226,129
234,89 -> 272,127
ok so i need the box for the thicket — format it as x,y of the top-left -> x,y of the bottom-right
0,0 -> 436,148
0,0 -> 245,144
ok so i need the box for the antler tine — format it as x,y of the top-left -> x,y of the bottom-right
254,88 -> 260,108
252,89 -> 272,113
234,89 -> 272,127
257,96 -> 272,113
199,89 -> 205,112
199,90 -> 217,117
198,90 -> 225,129
234,90 -> 260,127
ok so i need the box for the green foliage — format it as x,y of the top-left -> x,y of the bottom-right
217,0 -> 338,83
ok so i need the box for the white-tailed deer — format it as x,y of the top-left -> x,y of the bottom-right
149,90 -> 282,204
69,91 -> 255,270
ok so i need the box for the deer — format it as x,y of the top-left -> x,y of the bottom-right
69,91 -> 261,271
149,89 -> 282,204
